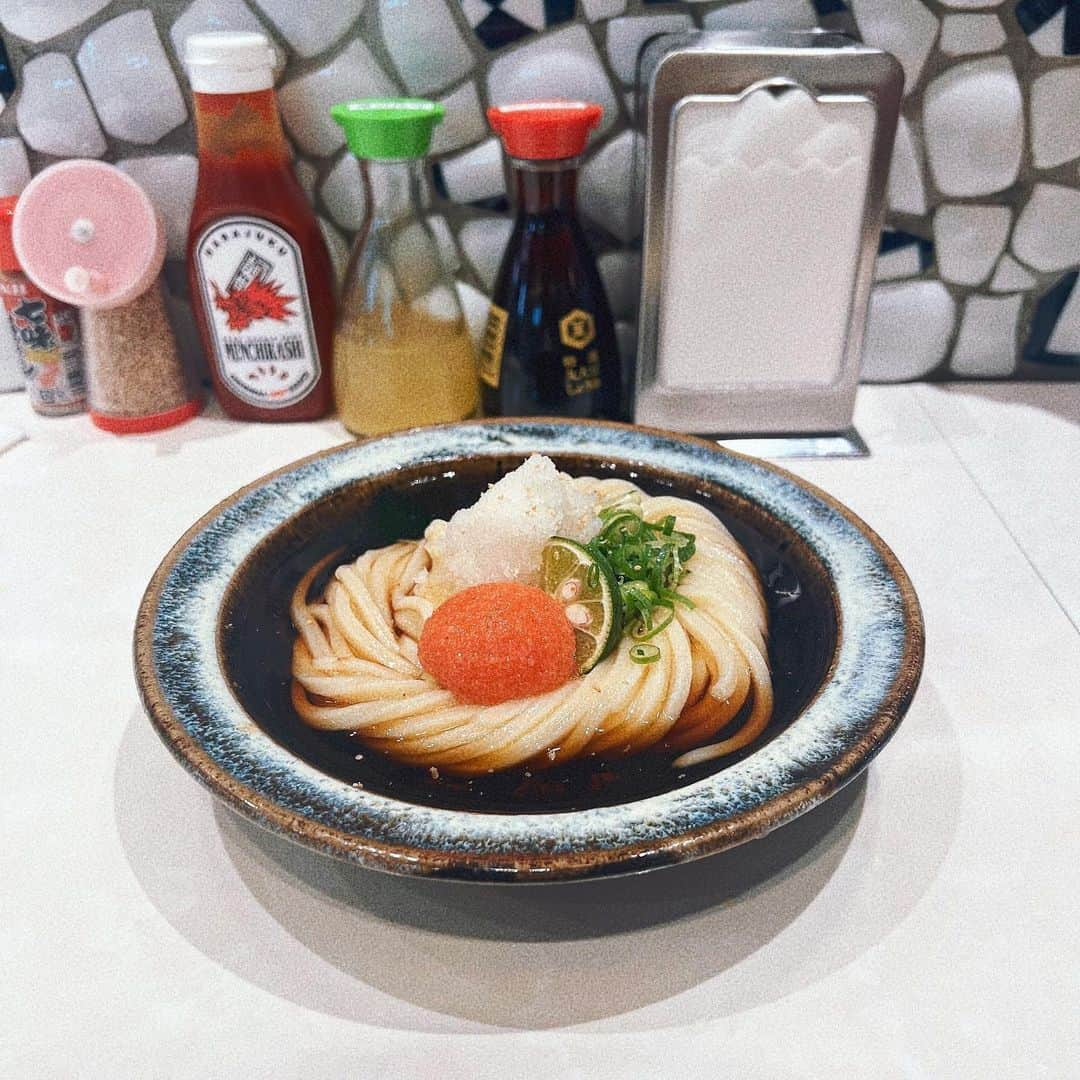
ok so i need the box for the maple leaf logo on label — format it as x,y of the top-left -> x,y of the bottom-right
211,275 -> 297,332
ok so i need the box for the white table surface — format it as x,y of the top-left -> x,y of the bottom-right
3,383 -> 1078,1080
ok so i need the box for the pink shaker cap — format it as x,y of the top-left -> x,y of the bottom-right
12,159 -> 165,310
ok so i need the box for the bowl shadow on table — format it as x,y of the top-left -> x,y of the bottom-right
116,683 -> 958,1031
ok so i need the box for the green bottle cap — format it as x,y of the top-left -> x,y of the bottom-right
331,98 -> 444,160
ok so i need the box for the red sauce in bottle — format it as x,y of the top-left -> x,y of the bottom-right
185,34 -> 334,422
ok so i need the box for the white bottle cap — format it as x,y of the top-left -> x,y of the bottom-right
184,31 -> 276,94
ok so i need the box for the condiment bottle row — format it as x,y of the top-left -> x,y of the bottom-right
1,28 -> 628,434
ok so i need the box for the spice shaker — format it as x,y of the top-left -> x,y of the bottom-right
12,160 -> 200,433
330,98 -> 479,436
0,196 -> 85,413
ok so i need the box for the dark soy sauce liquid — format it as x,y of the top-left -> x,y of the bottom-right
220,456 -> 837,814
482,161 -> 627,421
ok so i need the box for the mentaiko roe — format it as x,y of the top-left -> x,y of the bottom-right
418,583 -> 576,705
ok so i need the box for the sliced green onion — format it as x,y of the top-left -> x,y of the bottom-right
631,609 -> 674,641
629,643 -> 661,664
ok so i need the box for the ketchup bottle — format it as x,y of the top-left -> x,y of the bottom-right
184,32 -> 334,421
483,101 -> 625,421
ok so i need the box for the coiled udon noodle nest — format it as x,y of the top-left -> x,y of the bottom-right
290,479 -> 772,775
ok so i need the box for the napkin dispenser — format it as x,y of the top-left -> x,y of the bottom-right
634,31 -> 902,435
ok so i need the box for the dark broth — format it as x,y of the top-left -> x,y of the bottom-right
219,454 -> 837,813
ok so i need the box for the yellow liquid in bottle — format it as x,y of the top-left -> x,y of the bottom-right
334,305 -> 480,436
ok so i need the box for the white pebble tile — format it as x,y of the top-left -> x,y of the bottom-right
923,57 -> 1023,197
320,153 -> 367,231
939,14 -> 1005,56
1031,67 -> 1080,170
379,0 -> 474,96
170,0 -> 264,59
1047,282 -> 1080,354
874,243 -> 922,282
933,204 -> 1011,286
580,130 -> 644,243
606,15 -> 693,86
430,81 -> 487,157
279,39 -> 396,157
293,158 -> 318,201
1012,184 -> 1080,272
0,137 -> 30,196
950,294 -> 1021,376
703,0 -> 817,31
426,215 -> 460,275
320,152 -> 431,232
861,280 -> 955,381
459,216 -> 513,291
849,0 -> 938,97
938,0 -> 1004,7
438,138 -> 505,204
390,220 -> 448,298
318,216 -> 350,286
117,154 -> 199,258
0,0 -> 110,44
16,53 -> 106,158
597,250 -> 641,320
582,0 -> 626,21
887,115 -> 927,216
253,0 -> 364,59
77,11 -> 187,145
455,279 -> 490,349
487,25 -> 620,136
989,255 -> 1036,293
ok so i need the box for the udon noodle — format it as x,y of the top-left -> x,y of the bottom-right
290,475 -> 772,775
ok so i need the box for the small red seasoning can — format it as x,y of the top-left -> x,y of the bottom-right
0,195 -> 86,416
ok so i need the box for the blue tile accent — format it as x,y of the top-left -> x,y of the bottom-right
1023,270 -> 1080,365
544,0 -> 575,25
1015,0 -> 1080,54
473,7 -> 534,49
813,0 -> 849,14
879,229 -> 935,272
0,36 -> 15,98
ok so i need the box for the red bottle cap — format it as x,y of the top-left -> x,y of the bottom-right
487,100 -> 603,161
0,195 -> 20,272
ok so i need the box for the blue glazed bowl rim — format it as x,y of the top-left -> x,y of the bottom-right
134,419 -> 924,883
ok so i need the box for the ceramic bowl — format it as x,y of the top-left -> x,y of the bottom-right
134,420 -> 923,883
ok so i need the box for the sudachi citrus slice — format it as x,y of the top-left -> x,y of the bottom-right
540,536 -> 621,674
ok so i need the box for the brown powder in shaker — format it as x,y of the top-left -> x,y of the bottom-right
82,281 -> 196,422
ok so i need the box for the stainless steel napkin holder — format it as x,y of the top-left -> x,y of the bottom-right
633,31 -> 902,435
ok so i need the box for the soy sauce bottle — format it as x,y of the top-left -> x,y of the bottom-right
482,101 -> 625,420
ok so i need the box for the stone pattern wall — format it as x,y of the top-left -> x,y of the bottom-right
0,0 -> 1076,382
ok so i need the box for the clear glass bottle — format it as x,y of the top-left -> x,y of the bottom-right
330,99 -> 478,436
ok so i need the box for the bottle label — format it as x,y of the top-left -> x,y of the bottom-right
478,304 -> 508,389
193,216 -> 321,409
559,308 -> 602,397
0,279 -> 85,413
